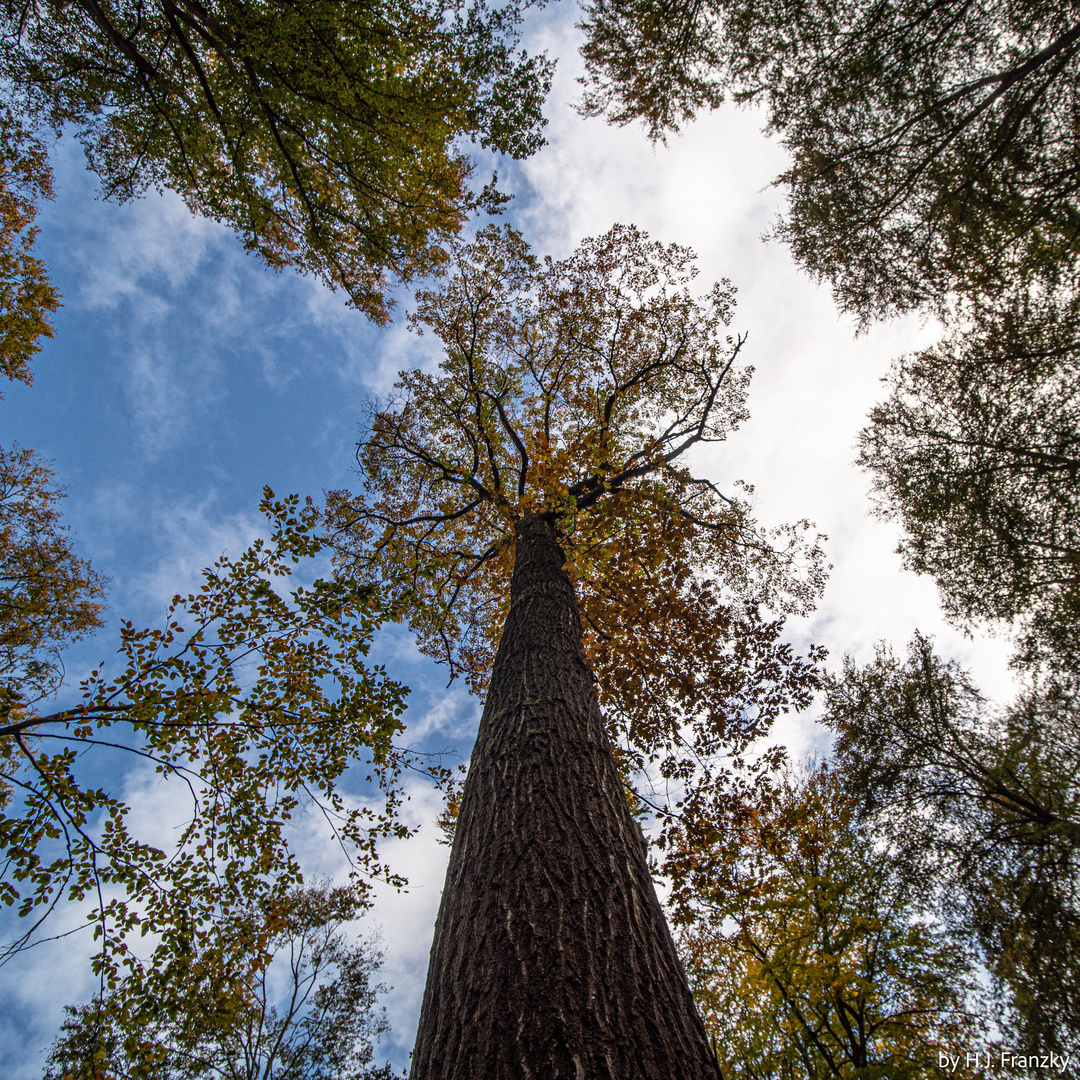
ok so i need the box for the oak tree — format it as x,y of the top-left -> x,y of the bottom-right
329,224 -> 825,1077
0,489 -> 416,994
0,0 -> 552,322
44,882 -> 396,1080
824,634 -> 1080,1057
673,767 -> 984,1080
858,285 -> 1080,667
578,0 -> 1080,322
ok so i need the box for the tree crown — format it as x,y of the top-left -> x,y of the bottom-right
0,443 -> 105,715
0,489 -> 421,985
45,881 -> 396,1080
578,0 -> 1080,320
676,765 -> 986,1079
823,635 -> 1080,1053
330,223 -> 825,832
1,0 -> 553,322
0,107 -> 59,388
859,285 -> 1080,667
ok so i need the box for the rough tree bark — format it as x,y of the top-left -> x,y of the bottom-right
410,514 -> 722,1080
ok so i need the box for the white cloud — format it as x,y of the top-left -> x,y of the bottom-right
398,689 -> 481,746
355,781 -> 451,1066
497,7 -> 1021,707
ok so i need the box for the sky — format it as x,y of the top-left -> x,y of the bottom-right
1,7 -> 1020,1076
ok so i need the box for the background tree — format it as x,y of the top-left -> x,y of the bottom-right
44,882 -> 396,1080
0,0 -> 553,323
672,767 -> 985,1080
329,224 -> 824,1077
0,106 -> 58,387
824,634 -> 1080,1058
577,0 -> 1080,323
858,284 -> 1080,668
0,489 -> 419,995
0,442 -> 105,718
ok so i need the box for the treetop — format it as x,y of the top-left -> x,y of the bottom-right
329,223 -> 826,837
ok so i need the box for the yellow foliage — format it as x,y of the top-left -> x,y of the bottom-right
674,768 -> 987,1080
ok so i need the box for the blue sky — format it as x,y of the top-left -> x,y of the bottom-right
0,122 -> 492,1071
1,6 -> 1019,1075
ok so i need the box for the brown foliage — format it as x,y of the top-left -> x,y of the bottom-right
0,443 -> 105,713
0,108 -> 59,389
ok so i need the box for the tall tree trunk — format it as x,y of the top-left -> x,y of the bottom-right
410,514 -> 721,1080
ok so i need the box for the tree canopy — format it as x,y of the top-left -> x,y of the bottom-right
577,0 -> 1080,321
675,766 -> 984,1079
858,284 -> 1080,667
328,223 -> 826,833
0,107 -> 59,388
824,634 -> 1080,1057
0,489 -> 417,991
0,0 -> 552,322
0,442 -> 105,716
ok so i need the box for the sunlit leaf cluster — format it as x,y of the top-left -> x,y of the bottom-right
0,490 -> 416,988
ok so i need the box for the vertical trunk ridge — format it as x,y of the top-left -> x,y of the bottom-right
410,515 -> 721,1080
